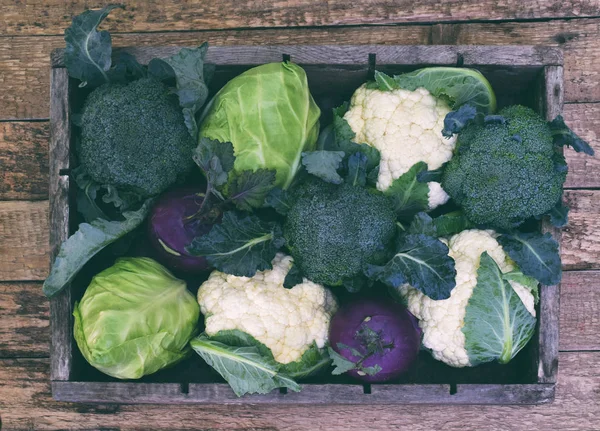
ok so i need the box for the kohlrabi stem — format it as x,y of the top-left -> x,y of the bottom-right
183,183 -> 213,224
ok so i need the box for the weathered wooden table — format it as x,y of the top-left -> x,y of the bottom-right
1,1 -> 599,429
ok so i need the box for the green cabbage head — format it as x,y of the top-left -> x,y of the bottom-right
73,257 -> 200,379
199,62 -> 321,189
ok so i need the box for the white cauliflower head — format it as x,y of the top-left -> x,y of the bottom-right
343,84 -> 456,209
197,253 -> 338,364
399,229 -> 536,368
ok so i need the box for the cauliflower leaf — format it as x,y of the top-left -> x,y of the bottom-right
191,330 -> 301,397
366,233 -> 456,300
463,252 -> 537,366
383,162 -> 430,221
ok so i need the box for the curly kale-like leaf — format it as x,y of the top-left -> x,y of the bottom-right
43,199 -> 153,297
301,151 -> 345,184
226,169 -> 276,211
149,43 -> 211,138
191,330 -> 300,397
498,231 -> 562,286
264,187 -> 292,216
186,211 -> 284,277
193,137 -> 235,190
365,233 -> 456,300
64,5 -> 123,87
549,115 -> 594,155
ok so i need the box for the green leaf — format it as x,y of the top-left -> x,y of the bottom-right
264,187 -> 292,216
498,231 -> 562,286
416,168 -> 444,183
407,212 -> 437,236
346,152 -> 368,186
186,211 -> 284,277
548,200 -> 569,228
301,151 -> 345,184
373,68 -> 496,114
279,343 -> 331,380
226,169 -> 276,211
463,252 -> 537,365
106,51 -> 146,83
151,44 -> 211,138
193,138 -> 236,189
502,270 -> 540,305
365,234 -> 456,300
549,115 -> 594,155
43,199 -> 153,298
328,347 -> 358,375
432,211 -> 475,237
63,5 -> 123,87
384,162 -> 430,221
191,330 -> 300,397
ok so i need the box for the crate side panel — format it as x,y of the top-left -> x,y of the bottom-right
537,65 -> 564,385
52,45 -> 563,68
49,67 -> 73,382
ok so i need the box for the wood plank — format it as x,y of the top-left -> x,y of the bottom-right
560,271 -> 600,351
51,381 -> 554,405
0,352 -> 598,430
0,200 -> 49,281
0,282 -> 49,358
0,121 -> 49,200
51,44 -> 564,68
563,190 -> 600,270
2,19 -> 600,120
0,191 -> 596,282
563,103 -> 600,188
48,67 -> 73,382
1,0 -> 599,36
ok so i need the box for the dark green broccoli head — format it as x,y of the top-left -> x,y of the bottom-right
78,77 -> 196,197
442,105 -> 567,230
284,179 -> 397,286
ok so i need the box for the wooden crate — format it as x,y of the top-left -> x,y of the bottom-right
49,45 -> 563,405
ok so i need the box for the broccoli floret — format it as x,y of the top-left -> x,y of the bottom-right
78,78 -> 196,197
284,179 -> 397,286
442,105 -> 567,230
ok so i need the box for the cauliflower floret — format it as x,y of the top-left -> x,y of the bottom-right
197,253 -> 338,364
344,84 -> 456,209
399,229 -> 536,368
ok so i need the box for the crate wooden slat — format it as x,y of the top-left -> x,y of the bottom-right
49,44 -> 563,405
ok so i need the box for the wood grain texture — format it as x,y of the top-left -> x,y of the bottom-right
0,352 -> 598,431
0,200 -> 49,281
51,44 -> 564,67
563,103 -> 600,188
1,0 -> 599,36
0,122 -> 49,200
0,282 -> 49,358
560,271 -> 600,351
562,190 -> 600,270
3,19 -> 600,120
48,67 -> 72,382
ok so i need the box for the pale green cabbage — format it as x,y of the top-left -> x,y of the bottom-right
199,62 -> 321,189
73,257 -> 199,379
